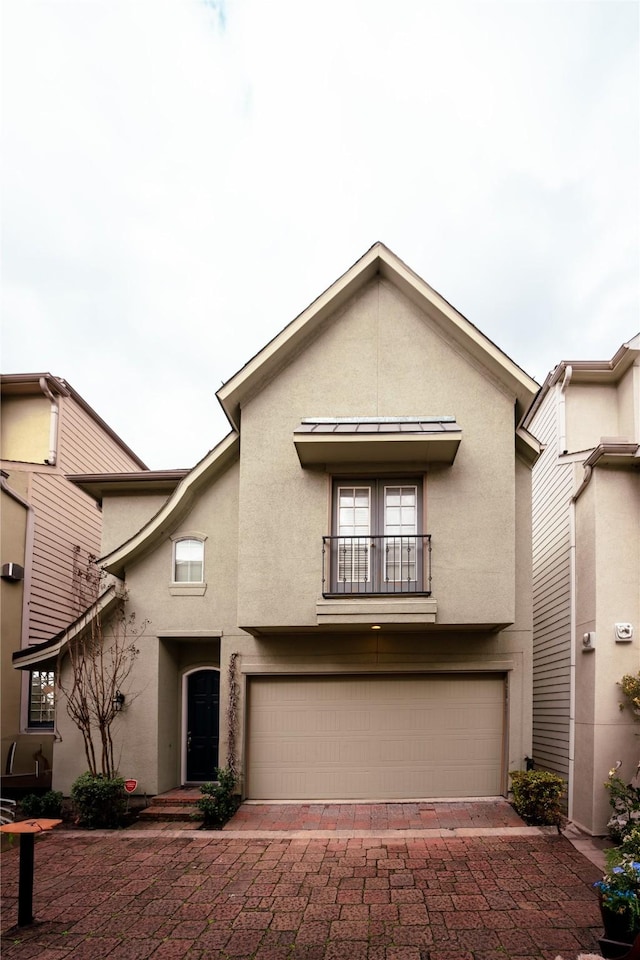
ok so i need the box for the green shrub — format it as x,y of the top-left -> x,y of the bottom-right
20,791 -> 64,819
509,769 -> 564,826
71,772 -> 127,829
196,767 -> 239,827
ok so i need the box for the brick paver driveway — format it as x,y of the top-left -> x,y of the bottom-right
1,828 -> 603,960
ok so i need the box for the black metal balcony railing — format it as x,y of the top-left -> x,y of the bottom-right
322,535 -> 432,597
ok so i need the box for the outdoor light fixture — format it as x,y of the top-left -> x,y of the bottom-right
371,625 -> 381,630
113,691 -> 125,712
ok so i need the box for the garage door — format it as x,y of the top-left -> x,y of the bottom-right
246,673 -> 506,800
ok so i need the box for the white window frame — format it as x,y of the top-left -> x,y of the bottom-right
28,669 -> 55,728
169,532 -> 208,595
330,477 -> 423,594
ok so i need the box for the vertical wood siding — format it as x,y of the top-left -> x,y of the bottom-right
530,389 -> 573,777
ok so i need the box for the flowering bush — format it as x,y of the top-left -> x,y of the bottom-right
605,761 -> 640,843
594,857 -> 640,935
619,671 -> 640,715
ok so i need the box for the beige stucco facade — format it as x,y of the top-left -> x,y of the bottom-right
525,334 -> 640,835
17,245 -> 541,801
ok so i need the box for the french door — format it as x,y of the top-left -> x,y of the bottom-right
333,479 -> 422,593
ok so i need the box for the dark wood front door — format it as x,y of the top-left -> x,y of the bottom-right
186,670 -> 220,782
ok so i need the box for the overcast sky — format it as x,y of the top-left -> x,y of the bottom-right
2,0 -> 639,469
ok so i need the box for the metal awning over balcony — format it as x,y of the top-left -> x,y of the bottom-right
294,417 -> 462,466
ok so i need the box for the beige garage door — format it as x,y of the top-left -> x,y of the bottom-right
246,673 -> 506,800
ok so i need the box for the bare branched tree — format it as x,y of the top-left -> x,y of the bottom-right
57,557 -> 145,777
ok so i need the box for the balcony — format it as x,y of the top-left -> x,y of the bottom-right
322,535 -> 432,598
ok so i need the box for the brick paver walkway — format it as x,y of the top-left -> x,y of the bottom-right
1,829 -> 603,959
224,800 -> 525,833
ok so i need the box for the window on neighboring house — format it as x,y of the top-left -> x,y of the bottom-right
173,538 -> 204,583
324,478 -> 429,596
28,670 -> 55,728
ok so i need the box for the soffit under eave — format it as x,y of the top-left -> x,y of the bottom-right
0,373 -> 70,398
216,245 -> 539,428
515,427 -> 542,466
585,443 -> 640,468
70,473 -> 188,501
101,433 -> 239,580
294,430 -> 463,467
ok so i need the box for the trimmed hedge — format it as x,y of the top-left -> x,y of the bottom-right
509,769 -> 564,826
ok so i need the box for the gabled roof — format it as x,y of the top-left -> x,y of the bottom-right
217,242 -> 540,430
97,244 -> 540,579
1,373 -> 148,470
100,432 -> 239,578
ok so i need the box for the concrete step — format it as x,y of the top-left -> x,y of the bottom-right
149,795 -> 201,807
138,804 -> 203,822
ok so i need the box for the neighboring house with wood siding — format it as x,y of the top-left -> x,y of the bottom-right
523,334 -> 640,835
14,244 -> 543,803
1,373 -> 147,783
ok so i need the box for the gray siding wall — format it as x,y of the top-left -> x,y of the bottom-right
58,395 -> 142,475
530,387 -> 573,777
28,474 -> 102,642
26,394 -> 143,643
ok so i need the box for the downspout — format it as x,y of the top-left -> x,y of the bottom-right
39,377 -> 59,466
557,365 -> 575,816
568,460 -> 594,821
558,365 -> 572,455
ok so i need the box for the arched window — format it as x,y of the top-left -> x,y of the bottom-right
174,538 -> 204,583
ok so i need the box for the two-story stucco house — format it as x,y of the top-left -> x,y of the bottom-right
523,334 -> 640,835
14,245 -> 542,801
1,374 -> 146,783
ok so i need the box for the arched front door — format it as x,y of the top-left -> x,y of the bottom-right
186,669 -> 220,782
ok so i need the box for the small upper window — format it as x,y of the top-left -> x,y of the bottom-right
174,538 -> 204,583
29,670 -> 55,728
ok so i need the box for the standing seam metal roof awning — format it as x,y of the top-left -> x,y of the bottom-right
293,417 -> 462,466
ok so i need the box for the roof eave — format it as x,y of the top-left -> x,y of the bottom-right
12,581 -> 125,670
1,373 -> 148,470
69,470 -> 189,502
100,432 -> 239,578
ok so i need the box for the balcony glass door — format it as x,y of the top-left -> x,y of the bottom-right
383,485 -> 418,585
333,480 -> 421,593
337,485 -> 371,590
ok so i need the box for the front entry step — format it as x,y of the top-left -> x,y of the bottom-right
138,787 -> 203,823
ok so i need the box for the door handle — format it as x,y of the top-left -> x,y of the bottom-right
187,731 -> 192,751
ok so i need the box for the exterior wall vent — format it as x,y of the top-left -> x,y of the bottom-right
1,562 -> 24,582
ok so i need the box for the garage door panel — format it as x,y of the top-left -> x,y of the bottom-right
247,674 -> 505,800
